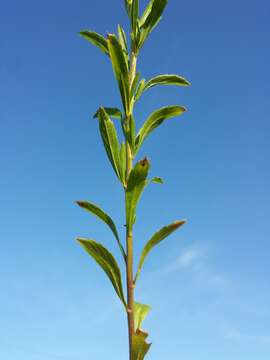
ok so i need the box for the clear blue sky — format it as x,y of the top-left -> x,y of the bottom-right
1,0 -> 270,359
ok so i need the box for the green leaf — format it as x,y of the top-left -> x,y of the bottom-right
76,201 -> 126,261
134,302 -> 151,331
138,0 -> 168,49
126,158 -> 150,231
79,30 -> 109,55
134,78 -> 146,102
131,0 -> 139,31
135,105 -> 187,154
151,177 -> 164,184
131,72 -> 141,96
124,0 -> 133,16
119,142 -> 127,186
118,25 -> 129,54
97,107 -> 122,181
107,34 -> 130,113
132,330 -> 151,360
94,107 -> 122,119
77,238 -> 126,307
143,74 -> 191,93
135,220 -> 187,282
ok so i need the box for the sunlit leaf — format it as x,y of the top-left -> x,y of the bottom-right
107,34 -> 130,112
135,105 -> 187,154
94,107 -> 122,119
97,107 -> 122,181
119,142 -> 127,186
138,0 -> 168,49
134,78 -> 146,102
134,302 -> 151,331
135,220 -> 187,282
77,238 -> 127,307
76,200 -> 126,261
79,30 -> 109,55
142,74 -> 190,94
126,158 -> 150,231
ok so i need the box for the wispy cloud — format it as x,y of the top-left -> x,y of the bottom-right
162,244 -> 229,293
164,245 -> 204,272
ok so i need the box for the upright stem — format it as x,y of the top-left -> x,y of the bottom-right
125,52 -> 137,360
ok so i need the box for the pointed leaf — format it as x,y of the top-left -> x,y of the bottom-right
77,238 -> 126,307
151,177 -> 164,184
97,107 -> 122,181
135,220 -> 187,282
107,34 -> 130,112
76,201 -> 126,261
94,107 -> 122,119
131,72 -> 141,96
132,330 -> 151,360
119,142 -> 127,186
134,78 -> 146,102
131,0 -> 139,33
79,30 -> 109,55
143,74 -> 191,93
118,25 -> 129,54
138,0 -> 168,49
126,158 -> 150,231
134,302 -> 151,331
135,105 -> 187,154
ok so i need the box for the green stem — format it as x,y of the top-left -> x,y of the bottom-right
125,51 -> 137,360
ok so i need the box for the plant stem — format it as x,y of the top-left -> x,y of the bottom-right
125,51 -> 137,360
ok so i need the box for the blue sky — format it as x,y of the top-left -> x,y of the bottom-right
1,0 -> 270,359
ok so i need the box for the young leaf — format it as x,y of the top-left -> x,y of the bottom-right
126,158 -> 150,231
107,34 -> 130,113
93,107 -> 122,119
134,220 -> 187,282
119,142 -> 127,186
135,105 -> 187,154
142,74 -> 191,94
118,25 -> 129,54
77,238 -> 127,307
132,330 -> 151,360
134,78 -> 146,102
131,72 -> 141,96
79,30 -> 109,55
134,302 -> 151,331
138,0 -> 168,49
124,0 -> 133,17
151,177 -> 164,184
131,0 -> 139,33
76,200 -> 126,261
97,107 -> 122,181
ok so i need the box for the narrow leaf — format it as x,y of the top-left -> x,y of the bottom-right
107,34 -> 130,112
94,107 -> 122,119
119,142 -> 127,186
135,220 -> 187,282
77,238 -> 126,307
135,105 -> 187,154
97,107 -> 122,181
143,74 -> 191,93
118,25 -> 129,54
126,158 -> 150,231
138,0 -> 168,49
76,200 -> 126,261
134,302 -> 151,331
134,78 -> 146,102
79,30 -> 109,55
